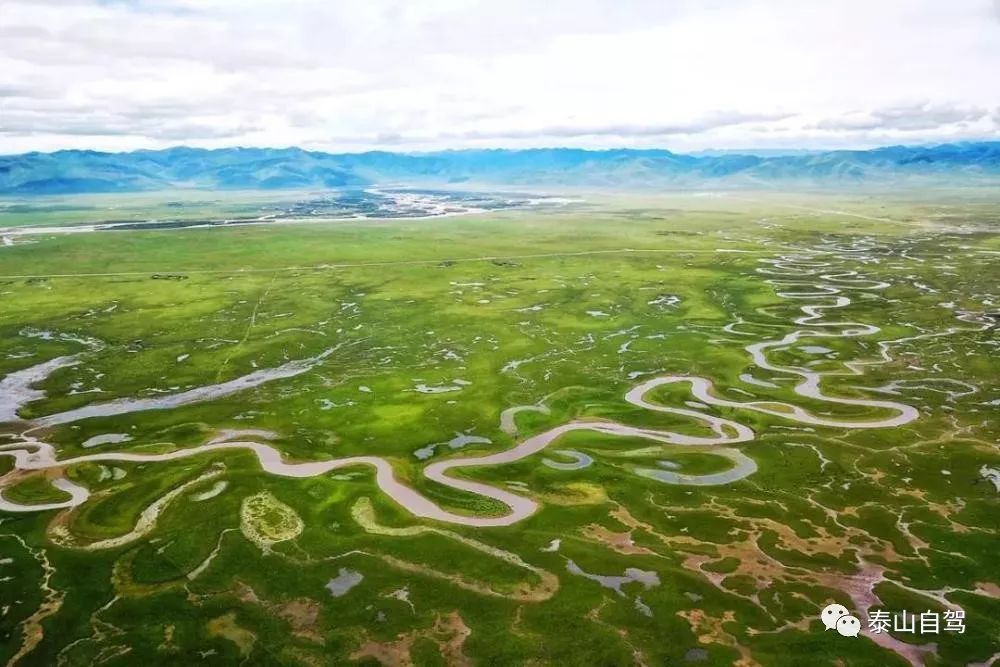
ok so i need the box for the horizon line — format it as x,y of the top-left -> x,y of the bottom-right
6,138 -> 1000,160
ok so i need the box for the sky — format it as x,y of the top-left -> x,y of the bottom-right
1,0 -> 999,154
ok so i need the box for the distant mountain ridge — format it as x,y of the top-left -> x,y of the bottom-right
1,142 -> 999,194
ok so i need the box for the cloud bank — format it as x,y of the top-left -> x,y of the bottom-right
1,0 -> 999,153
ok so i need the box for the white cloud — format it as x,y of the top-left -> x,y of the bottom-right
1,0 -> 998,153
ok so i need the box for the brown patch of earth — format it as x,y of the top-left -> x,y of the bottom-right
236,582 -> 323,644
206,611 -> 256,658
376,553 -> 558,603
350,611 -> 471,666
582,523 -> 656,556
676,608 -> 758,667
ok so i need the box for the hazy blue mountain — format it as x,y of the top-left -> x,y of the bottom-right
1,142 -> 998,194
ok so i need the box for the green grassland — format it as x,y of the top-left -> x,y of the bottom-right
0,189 -> 997,666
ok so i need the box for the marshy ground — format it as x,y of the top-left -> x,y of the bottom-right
0,189 -> 997,666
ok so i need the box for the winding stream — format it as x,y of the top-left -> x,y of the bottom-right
0,245 -> 939,527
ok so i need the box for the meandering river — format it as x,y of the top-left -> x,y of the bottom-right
0,244 -> 939,527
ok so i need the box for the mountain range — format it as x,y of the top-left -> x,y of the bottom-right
1,142 -> 999,194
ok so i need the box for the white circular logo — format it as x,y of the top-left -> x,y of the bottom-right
820,603 -> 850,630
836,615 -> 862,638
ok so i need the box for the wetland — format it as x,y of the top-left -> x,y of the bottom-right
0,189 -> 997,666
